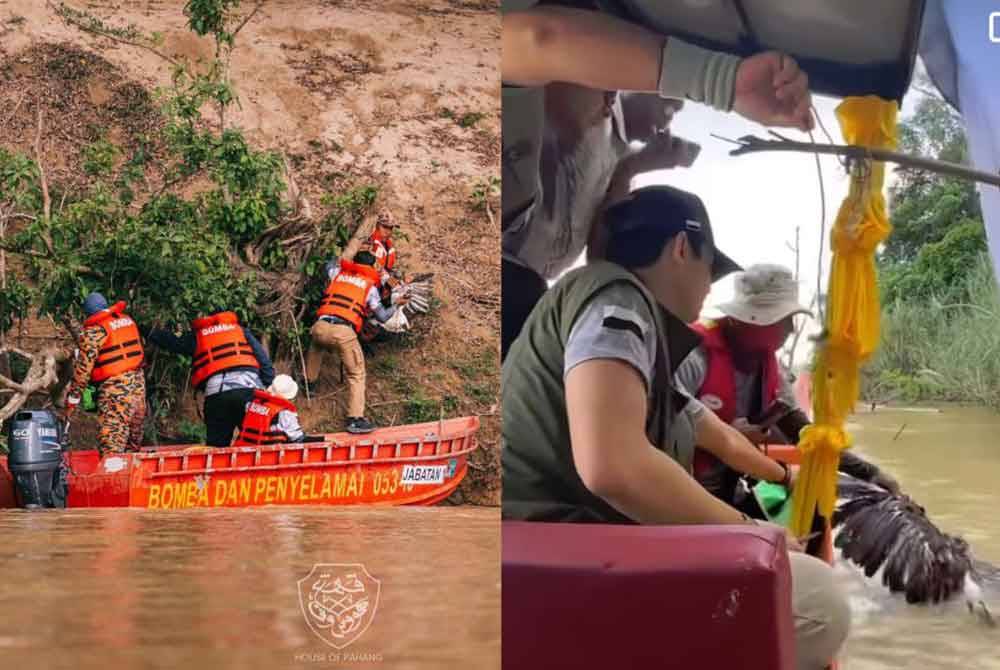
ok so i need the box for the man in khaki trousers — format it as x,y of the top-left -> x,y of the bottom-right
306,248 -> 407,434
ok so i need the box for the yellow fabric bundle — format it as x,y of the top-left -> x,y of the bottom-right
789,96 -> 898,537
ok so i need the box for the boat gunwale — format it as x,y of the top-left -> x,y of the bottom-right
140,441 -> 478,479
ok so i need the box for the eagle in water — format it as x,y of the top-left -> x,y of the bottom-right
833,475 -> 998,625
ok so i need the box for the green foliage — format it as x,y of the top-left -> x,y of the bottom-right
9,184 -> 264,329
0,2 -> 289,340
177,418 -> 208,443
116,138 -> 153,205
881,220 -> 987,303
865,255 -> 1000,409
317,185 -> 378,254
0,148 -> 42,212
403,392 -> 457,424
458,112 -> 485,128
439,108 -> 486,128
200,132 -> 285,243
865,83 -> 1000,409
880,90 -> 982,279
372,354 -> 400,375
0,278 -> 31,335
184,0 -> 243,45
467,382 -> 494,404
451,347 -> 496,380
470,176 -> 500,212
82,136 -> 119,176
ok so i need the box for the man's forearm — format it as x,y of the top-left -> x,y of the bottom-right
503,8 -> 663,90
148,329 -> 194,356
696,410 -> 786,484
67,358 -> 95,398
567,360 -> 753,527
67,331 -> 101,397
372,304 -> 396,323
599,443 -> 752,526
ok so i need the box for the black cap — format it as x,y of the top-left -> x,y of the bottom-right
605,185 -> 741,281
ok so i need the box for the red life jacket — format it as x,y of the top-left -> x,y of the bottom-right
316,260 -> 381,333
84,301 -> 144,383
690,320 -> 781,483
190,312 -> 260,389
233,390 -> 297,446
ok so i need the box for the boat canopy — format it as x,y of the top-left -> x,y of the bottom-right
594,0 -> 925,102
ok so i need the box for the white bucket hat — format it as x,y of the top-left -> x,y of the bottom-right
713,264 -> 812,326
268,374 -> 299,402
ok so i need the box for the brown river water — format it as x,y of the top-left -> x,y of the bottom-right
4,406 -> 998,669
838,405 -> 1000,669
0,506 -> 499,669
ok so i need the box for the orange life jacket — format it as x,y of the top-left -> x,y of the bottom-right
84,300 -> 144,383
233,389 -> 296,446
370,230 -> 396,272
690,320 -> 781,485
316,260 -> 381,333
190,312 -> 260,389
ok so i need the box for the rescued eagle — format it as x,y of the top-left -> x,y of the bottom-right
833,475 -> 998,624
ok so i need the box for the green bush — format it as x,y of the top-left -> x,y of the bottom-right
864,255 -> 1000,409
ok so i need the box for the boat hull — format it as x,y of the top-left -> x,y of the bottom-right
0,416 -> 478,509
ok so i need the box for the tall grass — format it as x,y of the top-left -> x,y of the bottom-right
863,255 -> 1000,409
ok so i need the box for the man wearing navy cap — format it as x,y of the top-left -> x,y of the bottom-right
503,184 -> 740,523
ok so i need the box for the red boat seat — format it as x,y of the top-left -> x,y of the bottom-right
503,522 -> 795,670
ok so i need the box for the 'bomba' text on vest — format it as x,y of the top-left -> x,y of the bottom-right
109,318 -> 134,330
200,323 -> 237,336
336,274 -> 369,289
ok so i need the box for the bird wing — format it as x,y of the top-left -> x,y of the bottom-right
834,474 -> 972,604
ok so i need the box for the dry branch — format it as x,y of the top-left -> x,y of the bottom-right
2,92 -> 26,130
49,1 -> 181,68
33,108 -> 53,254
0,346 -> 67,422
231,1 -> 266,41
726,134 -> 1000,188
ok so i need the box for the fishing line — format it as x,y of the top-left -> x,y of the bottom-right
809,104 -> 828,326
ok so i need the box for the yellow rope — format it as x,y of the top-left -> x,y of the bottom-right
789,96 -> 898,536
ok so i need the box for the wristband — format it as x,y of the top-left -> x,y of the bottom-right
657,37 -> 741,112
776,462 -> 791,488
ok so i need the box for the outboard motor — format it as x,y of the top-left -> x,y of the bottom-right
6,409 -> 67,509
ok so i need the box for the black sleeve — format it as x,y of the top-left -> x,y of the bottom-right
243,328 -> 275,387
838,450 -> 882,482
148,329 -> 196,357
775,409 -> 811,443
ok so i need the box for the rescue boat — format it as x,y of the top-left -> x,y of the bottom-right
0,412 -> 479,509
